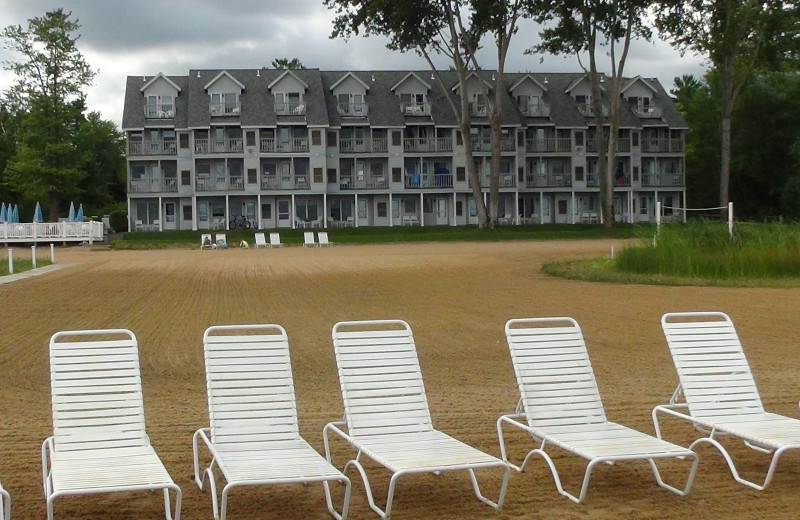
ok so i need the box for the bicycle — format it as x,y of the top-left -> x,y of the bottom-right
229,215 -> 252,229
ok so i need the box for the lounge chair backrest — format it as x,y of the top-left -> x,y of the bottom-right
49,329 -> 148,452
304,232 -> 315,246
662,312 -> 764,420
269,233 -> 281,246
332,320 -> 433,437
318,232 -> 329,245
505,317 -> 607,428
203,324 -> 300,449
254,232 -> 266,247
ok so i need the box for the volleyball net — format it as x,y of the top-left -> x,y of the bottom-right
657,201 -> 733,238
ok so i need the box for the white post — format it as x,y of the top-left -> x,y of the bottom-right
50,243 -> 55,263
656,201 -> 662,229
728,201 -> 734,239
7,248 -> 12,274
31,245 -> 37,268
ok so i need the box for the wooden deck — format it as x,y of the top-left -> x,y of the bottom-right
0,221 -> 104,244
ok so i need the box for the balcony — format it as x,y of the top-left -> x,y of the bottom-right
401,102 -> 431,116
642,172 -> 685,187
229,176 -> 244,191
274,101 -> 306,115
196,176 -> 231,192
338,174 -> 388,190
577,103 -> 608,117
128,140 -> 177,156
527,173 -> 572,188
144,104 -> 174,119
403,172 -> 454,189
470,136 -> 515,152
194,138 -> 243,154
470,102 -> 488,117
129,178 -> 179,193
526,138 -> 572,153
403,138 -> 453,153
339,138 -> 387,154
632,105 -> 663,118
338,102 -> 368,117
470,173 -> 517,188
641,138 -> 684,153
519,103 -> 550,117
260,175 -> 311,190
210,103 -> 241,116
586,138 -> 631,153
260,138 -> 309,153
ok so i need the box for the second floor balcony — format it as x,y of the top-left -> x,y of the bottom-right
338,102 -> 368,117
274,101 -> 306,115
469,173 -> 517,188
403,171 -> 454,189
261,175 -> 311,190
586,137 -> 631,153
128,140 -> 177,156
260,138 -> 309,153
470,102 -> 488,117
210,103 -> 241,116
470,136 -> 515,152
519,103 -> 550,118
194,138 -> 244,154
144,104 -> 174,119
527,173 -> 572,188
338,174 -> 388,190
129,177 -> 178,193
196,175 -> 245,192
339,138 -> 388,154
632,105 -> 663,118
403,137 -> 453,153
642,172 -> 685,187
401,102 -> 431,116
642,138 -> 684,153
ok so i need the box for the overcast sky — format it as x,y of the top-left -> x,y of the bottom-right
0,0 -> 708,127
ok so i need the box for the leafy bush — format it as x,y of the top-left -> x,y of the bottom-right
108,209 -> 128,233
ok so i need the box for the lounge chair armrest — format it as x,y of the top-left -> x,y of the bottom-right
192,427 -> 216,489
41,436 -> 55,496
323,420 -> 353,464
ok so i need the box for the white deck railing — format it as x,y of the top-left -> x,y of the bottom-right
0,221 -> 104,244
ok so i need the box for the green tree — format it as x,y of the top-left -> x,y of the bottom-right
529,0 -> 653,226
74,111 -> 126,213
2,8 -> 96,220
655,0 -> 793,211
271,57 -> 306,69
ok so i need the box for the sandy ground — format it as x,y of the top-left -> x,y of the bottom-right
1,239 -> 799,519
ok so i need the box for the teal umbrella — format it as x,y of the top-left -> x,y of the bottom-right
0,203 -> 6,223
33,202 -> 43,223
11,205 -> 18,223
68,201 -> 76,222
76,204 -> 84,222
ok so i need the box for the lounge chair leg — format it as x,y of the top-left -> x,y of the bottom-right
163,484 -> 182,520
322,477 -> 352,520
466,465 -> 510,509
343,459 -> 393,519
647,454 -> 698,496
690,437 -> 782,490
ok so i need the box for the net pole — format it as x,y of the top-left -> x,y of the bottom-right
728,202 -> 734,239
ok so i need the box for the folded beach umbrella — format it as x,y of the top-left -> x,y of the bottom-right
76,204 -> 84,222
34,201 -> 43,223
0,203 -> 6,223
68,201 -> 76,222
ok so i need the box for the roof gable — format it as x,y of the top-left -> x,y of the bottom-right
329,71 -> 370,92
391,72 -> 431,92
564,74 -> 605,94
509,74 -> 547,93
621,75 -> 658,94
140,72 -> 181,93
203,70 -> 245,91
451,71 -> 493,91
268,70 -> 309,91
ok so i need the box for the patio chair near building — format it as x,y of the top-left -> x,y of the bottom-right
201,234 -> 213,249
192,325 -> 351,520
303,232 -> 317,247
497,317 -> 697,503
318,232 -> 333,246
325,319 -> 510,519
254,232 -> 267,248
655,311 -> 800,490
269,233 -> 283,247
42,329 -> 182,520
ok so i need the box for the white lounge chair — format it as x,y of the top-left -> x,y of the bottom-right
253,232 -> 267,249
192,325 -> 351,520
303,231 -> 316,247
318,232 -> 332,246
269,232 -> 283,248
325,320 -> 510,519
0,479 -> 9,520
201,233 -> 213,250
497,317 -> 697,503
43,329 -> 181,520
215,234 -> 228,249
655,311 -> 800,490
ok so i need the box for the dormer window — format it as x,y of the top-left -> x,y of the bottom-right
471,93 -> 488,116
210,92 -> 239,116
274,92 -> 305,115
145,95 -> 174,119
338,93 -> 367,116
400,93 -> 429,115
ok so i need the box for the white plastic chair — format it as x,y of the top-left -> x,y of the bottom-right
215,234 -> 228,249
269,233 -> 283,247
303,232 -> 317,247
42,329 -> 181,520
192,325 -> 351,520
655,311 -> 800,490
325,320 -> 510,519
200,234 -> 213,250
497,317 -> 697,503
253,232 -> 267,248
0,479 -> 9,520
318,232 -> 332,246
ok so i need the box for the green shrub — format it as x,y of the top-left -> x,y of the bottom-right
109,209 -> 128,233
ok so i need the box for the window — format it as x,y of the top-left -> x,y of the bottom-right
558,200 -> 568,215
261,203 -> 272,219
632,132 -> 640,147
358,199 -> 367,219
246,131 -> 255,147
182,205 -> 192,220
575,166 -> 584,182
633,166 -> 640,182
277,200 -> 290,220
131,165 -> 146,179
312,130 -> 321,146
377,201 -> 387,217
327,168 -> 337,184
392,200 -> 400,218
327,131 -> 337,147
456,200 -> 463,217
468,198 -> 477,217
456,131 -> 463,146
392,167 -> 401,183
314,167 -> 323,183
457,166 -> 465,182
518,167 -> 524,182
575,131 -> 584,147
640,196 -> 649,215
247,168 -> 257,184
181,170 -> 190,185
392,130 -> 401,147
179,133 -> 189,149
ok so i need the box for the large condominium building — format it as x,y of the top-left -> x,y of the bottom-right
122,68 -> 686,231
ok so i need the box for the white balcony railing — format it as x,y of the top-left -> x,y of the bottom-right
210,103 -> 241,116
526,138 -> 572,153
145,104 -> 174,119
519,103 -> 550,117
274,101 -> 306,115
401,102 -> 430,116
0,221 -> 103,243
338,102 -> 368,117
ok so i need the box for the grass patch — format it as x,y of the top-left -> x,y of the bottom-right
110,224 -> 636,249
544,221 -> 800,287
0,258 -> 52,276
